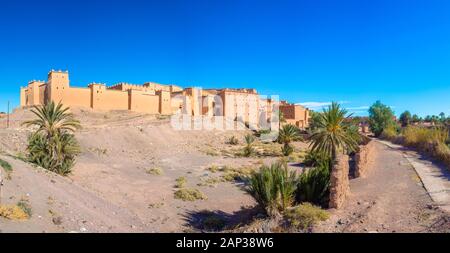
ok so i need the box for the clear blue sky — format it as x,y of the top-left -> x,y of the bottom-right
1,0 -> 450,117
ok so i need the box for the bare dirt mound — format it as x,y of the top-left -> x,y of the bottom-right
0,107 -> 260,232
0,155 -> 144,232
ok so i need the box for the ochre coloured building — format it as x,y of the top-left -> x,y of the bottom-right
20,70 -> 310,128
20,70 -> 179,115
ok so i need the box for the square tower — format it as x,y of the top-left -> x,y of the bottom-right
47,70 -> 69,103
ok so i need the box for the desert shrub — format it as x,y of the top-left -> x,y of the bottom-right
380,124 -> 399,142
247,162 -> 297,217
0,205 -> 29,220
207,165 -> 219,173
0,158 -> 12,179
227,136 -> 239,145
220,165 -> 256,182
174,188 -> 207,201
402,126 -> 450,166
146,167 -> 163,176
296,165 -> 330,206
197,177 -> 223,187
175,176 -> 187,188
243,134 -> 256,157
403,126 -> 448,148
284,203 -> 329,230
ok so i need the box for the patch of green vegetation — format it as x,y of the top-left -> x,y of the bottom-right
284,203 -> 329,230
197,177 -> 223,187
146,167 -> 163,176
220,165 -> 256,182
174,188 -> 207,201
16,198 -> 32,218
0,158 -> 12,179
175,176 -> 187,188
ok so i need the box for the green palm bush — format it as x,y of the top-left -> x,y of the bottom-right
309,102 -> 359,161
23,102 -> 81,175
296,165 -> 330,206
243,134 -> 256,157
247,162 -> 297,217
278,124 -> 301,156
302,150 -> 331,168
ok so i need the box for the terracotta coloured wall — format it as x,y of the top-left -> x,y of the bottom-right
63,87 -> 91,108
91,85 -> 129,111
129,90 -> 159,114
158,90 -> 171,115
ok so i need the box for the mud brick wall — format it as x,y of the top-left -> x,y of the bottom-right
329,154 -> 350,209
355,140 -> 375,178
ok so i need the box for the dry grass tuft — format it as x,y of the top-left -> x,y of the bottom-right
146,167 -> 163,176
284,203 -> 329,230
175,176 -> 187,188
0,205 -> 30,220
174,188 -> 207,201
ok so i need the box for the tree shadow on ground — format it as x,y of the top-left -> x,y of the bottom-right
182,205 -> 263,232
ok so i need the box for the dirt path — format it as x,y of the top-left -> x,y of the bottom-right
315,141 -> 450,233
377,140 -> 450,212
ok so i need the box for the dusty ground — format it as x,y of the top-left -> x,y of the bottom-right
1,107 -> 449,233
0,107 -> 302,232
315,141 -> 450,233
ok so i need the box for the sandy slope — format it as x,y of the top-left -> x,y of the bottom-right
0,107 -> 261,232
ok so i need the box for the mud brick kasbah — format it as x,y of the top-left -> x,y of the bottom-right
20,70 -> 310,128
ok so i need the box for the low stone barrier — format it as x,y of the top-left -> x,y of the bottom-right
354,140 -> 375,178
329,154 -> 350,209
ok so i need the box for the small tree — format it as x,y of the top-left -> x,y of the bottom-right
309,102 -> 359,161
399,111 -> 412,127
368,101 -> 396,137
278,124 -> 300,156
412,114 -> 420,124
243,134 -> 255,157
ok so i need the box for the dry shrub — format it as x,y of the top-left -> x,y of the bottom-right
174,188 -> 207,201
380,125 -> 399,142
146,167 -> 163,176
402,126 -> 450,166
284,203 -> 329,230
0,205 -> 29,220
175,176 -> 187,188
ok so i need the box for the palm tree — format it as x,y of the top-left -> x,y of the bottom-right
22,101 -> 81,138
22,102 -> 81,175
278,124 -> 300,156
308,102 -> 358,161
243,134 -> 256,157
